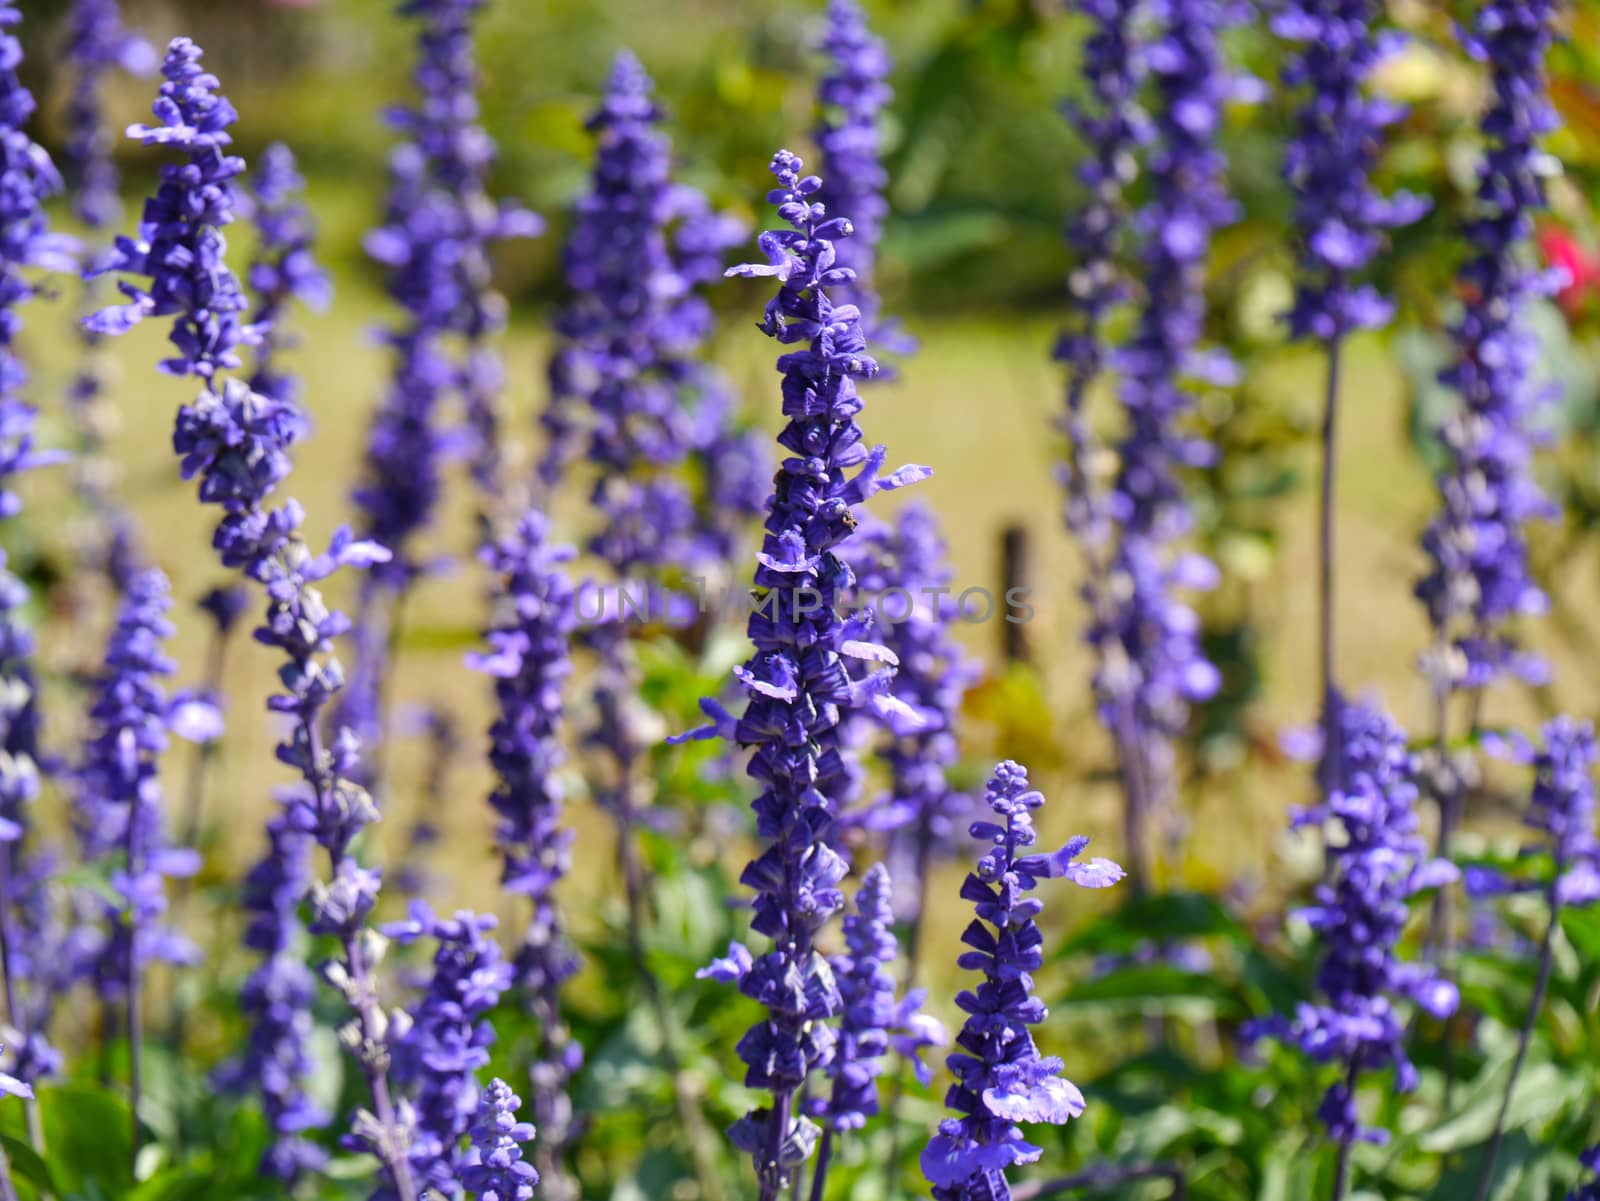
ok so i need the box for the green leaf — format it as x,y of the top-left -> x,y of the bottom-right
40,1085 -> 134,1200
1054,966 -> 1244,1018
1,1134 -> 58,1198
1060,892 -> 1249,958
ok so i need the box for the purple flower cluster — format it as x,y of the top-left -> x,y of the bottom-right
0,0 -> 69,1091
1252,697 -> 1459,1146
541,49 -> 756,570
383,904 -> 513,1197
246,142 -> 331,414
844,504 -> 981,910
1573,1148 -> 1600,1201
685,149 -> 927,1197
1089,0 -> 1230,886
1056,0 -> 1145,553
1416,0 -> 1561,693
813,864 -> 943,1134
922,761 -> 1122,1200
217,818 -> 327,1181
90,40 -> 417,1201
62,0 -> 152,230
815,0 -> 910,362
76,569 -> 199,1003
1470,718 -> 1599,908
464,1078 -> 539,1201
1276,0 -> 1427,342
469,511 -> 581,1183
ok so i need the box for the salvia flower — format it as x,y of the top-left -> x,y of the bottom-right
1250,696 -> 1459,1147
247,142 -> 331,415
0,0 -> 69,1091
1469,718 -> 1599,908
810,863 -> 944,1134
1415,0 -> 1562,693
1277,0 -> 1428,342
1572,1147 -> 1600,1201
469,511 -> 581,1186
682,149 -> 928,1197
216,817 -> 328,1182
90,39 -> 415,1201
1086,0 -> 1231,888
463,1078 -> 539,1201
814,0 -> 911,360
383,904 -> 513,1197
1055,0 -> 1145,553
843,504 -> 981,913
921,760 -> 1123,1200
63,0 -> 153,230
77,569 -> 199,1002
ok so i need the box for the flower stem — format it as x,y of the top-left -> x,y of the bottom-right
1318,336 -> 1344,790
807,1128 -> 834,1201
1470,888 -> 1561,1201
126,796 -> 144,1175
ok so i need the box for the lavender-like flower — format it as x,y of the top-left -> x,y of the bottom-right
1572,1148 -> 1600,1201
469,511 -> 580,1196
216,818 -> 327,1182
682,149 -> 927,1199
1250,698 -> 1457,1183
921,761 -> 1123,1200
811,865 -> 944,1136
62,0 -> 152,229
814,0 -> 910,361
843,504 -> 981,942
383,904 -> 513,1197
463,1079 -> 539,1201
1416,0 -> 1560,698
346,0 -> 540,770
1078,0 -> 1229,893
247,142 -> 331,413
1277,0 -> 1427,778
0,0 -> 73,1103
1056,0 -> 1144,555
1466,719 -> 1596,1201
88,40 -> 417,1201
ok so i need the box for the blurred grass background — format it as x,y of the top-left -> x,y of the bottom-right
10,0 -> 1600,1047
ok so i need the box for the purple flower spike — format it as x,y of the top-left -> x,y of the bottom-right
1571,1147 -> 1600,1201
1277,0 -> 1428,341
464,1078 -> 539,1201
247,142 -> 331,417
921,761 -> 1118,1200
383,903 -> 514,1196
692,149 -> 927,1199
76,570 -> 198,1002
215,818 -> 328,1182
1416,0 -> 1561,695
92,39 -> 418,1201
811,864 -> 945,1134
815,0 -> 912,363
1249,697 -> 1459,1148
63,0 -> 153,231
0,0 -> 71,1093
471,511 -> 581,1192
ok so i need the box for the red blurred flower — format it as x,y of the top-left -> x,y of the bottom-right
1538,223 -> 1599,318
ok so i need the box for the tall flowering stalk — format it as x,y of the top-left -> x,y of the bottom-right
680,149 -> 928,1199
216,817 -> 326,1181
0,0 -> 72,1137
464,1079 -> 539,1201
921,761 -> 1123,1200
1249,698 -> 1458,1200
1276,0 -> 1426,770
61,0 -> 150,602
86,40 -> 419,1201
77,569 -> 200,1161
1075,0 -> 1230,894
470,511 -> 581,1200
1466,719 -> 1596,1201
246,143 -> 331,413
815,0 -> 911,362
844,503 -> 980,964
1416,0 -> 1561,904
347,0 -> 540,774
804,864 -> 944,1201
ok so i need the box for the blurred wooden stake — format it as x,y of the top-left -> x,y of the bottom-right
1000,522 -> 1030,665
